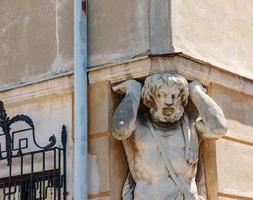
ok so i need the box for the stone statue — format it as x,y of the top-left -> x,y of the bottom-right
112,73 -> 227,200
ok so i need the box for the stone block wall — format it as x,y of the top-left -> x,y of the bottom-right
88,81 -> 128,199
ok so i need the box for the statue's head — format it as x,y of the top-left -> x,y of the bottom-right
141,73 -> 189,123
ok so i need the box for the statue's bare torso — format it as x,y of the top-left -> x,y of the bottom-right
123,116 -> 198,200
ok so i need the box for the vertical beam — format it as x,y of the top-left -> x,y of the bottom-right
74,0 -> 88,199
201,140 -> 218,200
201,85 -> 218,200
149,0 -> 173,54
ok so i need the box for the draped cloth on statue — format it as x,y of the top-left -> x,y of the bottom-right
134,177 -> 184,200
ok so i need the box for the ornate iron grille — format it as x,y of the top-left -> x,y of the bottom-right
0,101 -> 67,200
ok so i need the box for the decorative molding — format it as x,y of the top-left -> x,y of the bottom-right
218,192 -> 253,200
225,128 -> 253,144
88,191 -> 111,199
0,74 -> 74,106
88,132 -> 111,139
223,134 -> 253,147
0,71 -> 74,92
88,54 -> 253,97
88,56 -> 151,84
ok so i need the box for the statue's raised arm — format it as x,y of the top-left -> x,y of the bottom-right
189,81 -> 228,139
112,80 -> 142,140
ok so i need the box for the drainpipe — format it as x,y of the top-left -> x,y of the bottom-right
74,0 -> 88,199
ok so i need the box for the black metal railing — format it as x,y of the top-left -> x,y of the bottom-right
0,101 -> 67,200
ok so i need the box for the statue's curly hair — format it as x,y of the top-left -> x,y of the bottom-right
141,73 -> 189,108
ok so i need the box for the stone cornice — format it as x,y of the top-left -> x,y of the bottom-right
88,53 -> 253,97
0,74 -> 74,106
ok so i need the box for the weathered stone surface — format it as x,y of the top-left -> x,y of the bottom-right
2,0 -> 253,89
0,75 -> 73,106
88,137 -> 110,194
216,138 -> 253,198
88,0 -> 149,67
88,80 -> 129,199
218,197 -> 235,200
88,55 -> 253,98
208,83 -> 253,129
109,136 -> 128,200
208,83 -> 253,198
0,0 -> 73,87
172,0 -> 253,79
201,140 -> 218,200
88,196 -> 111,200
87,0 -> 253,80
112,73 -> 227,199
88,81 -> 112,136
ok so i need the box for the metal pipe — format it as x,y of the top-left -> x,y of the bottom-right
74,0 -> 88,199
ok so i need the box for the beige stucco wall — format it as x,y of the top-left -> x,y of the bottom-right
171,0 -> 253,79
89,0 -> 253,80
1,0 -> 253,87
88,0 -> 253,80
0,0 -> 151,88
0,0 -> 74,88
88,0 -> 150,67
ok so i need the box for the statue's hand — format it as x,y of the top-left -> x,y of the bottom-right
112,80 -> 142,95
188,81 -> 206,94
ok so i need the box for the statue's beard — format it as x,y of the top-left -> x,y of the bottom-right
150,105 -> 184,123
